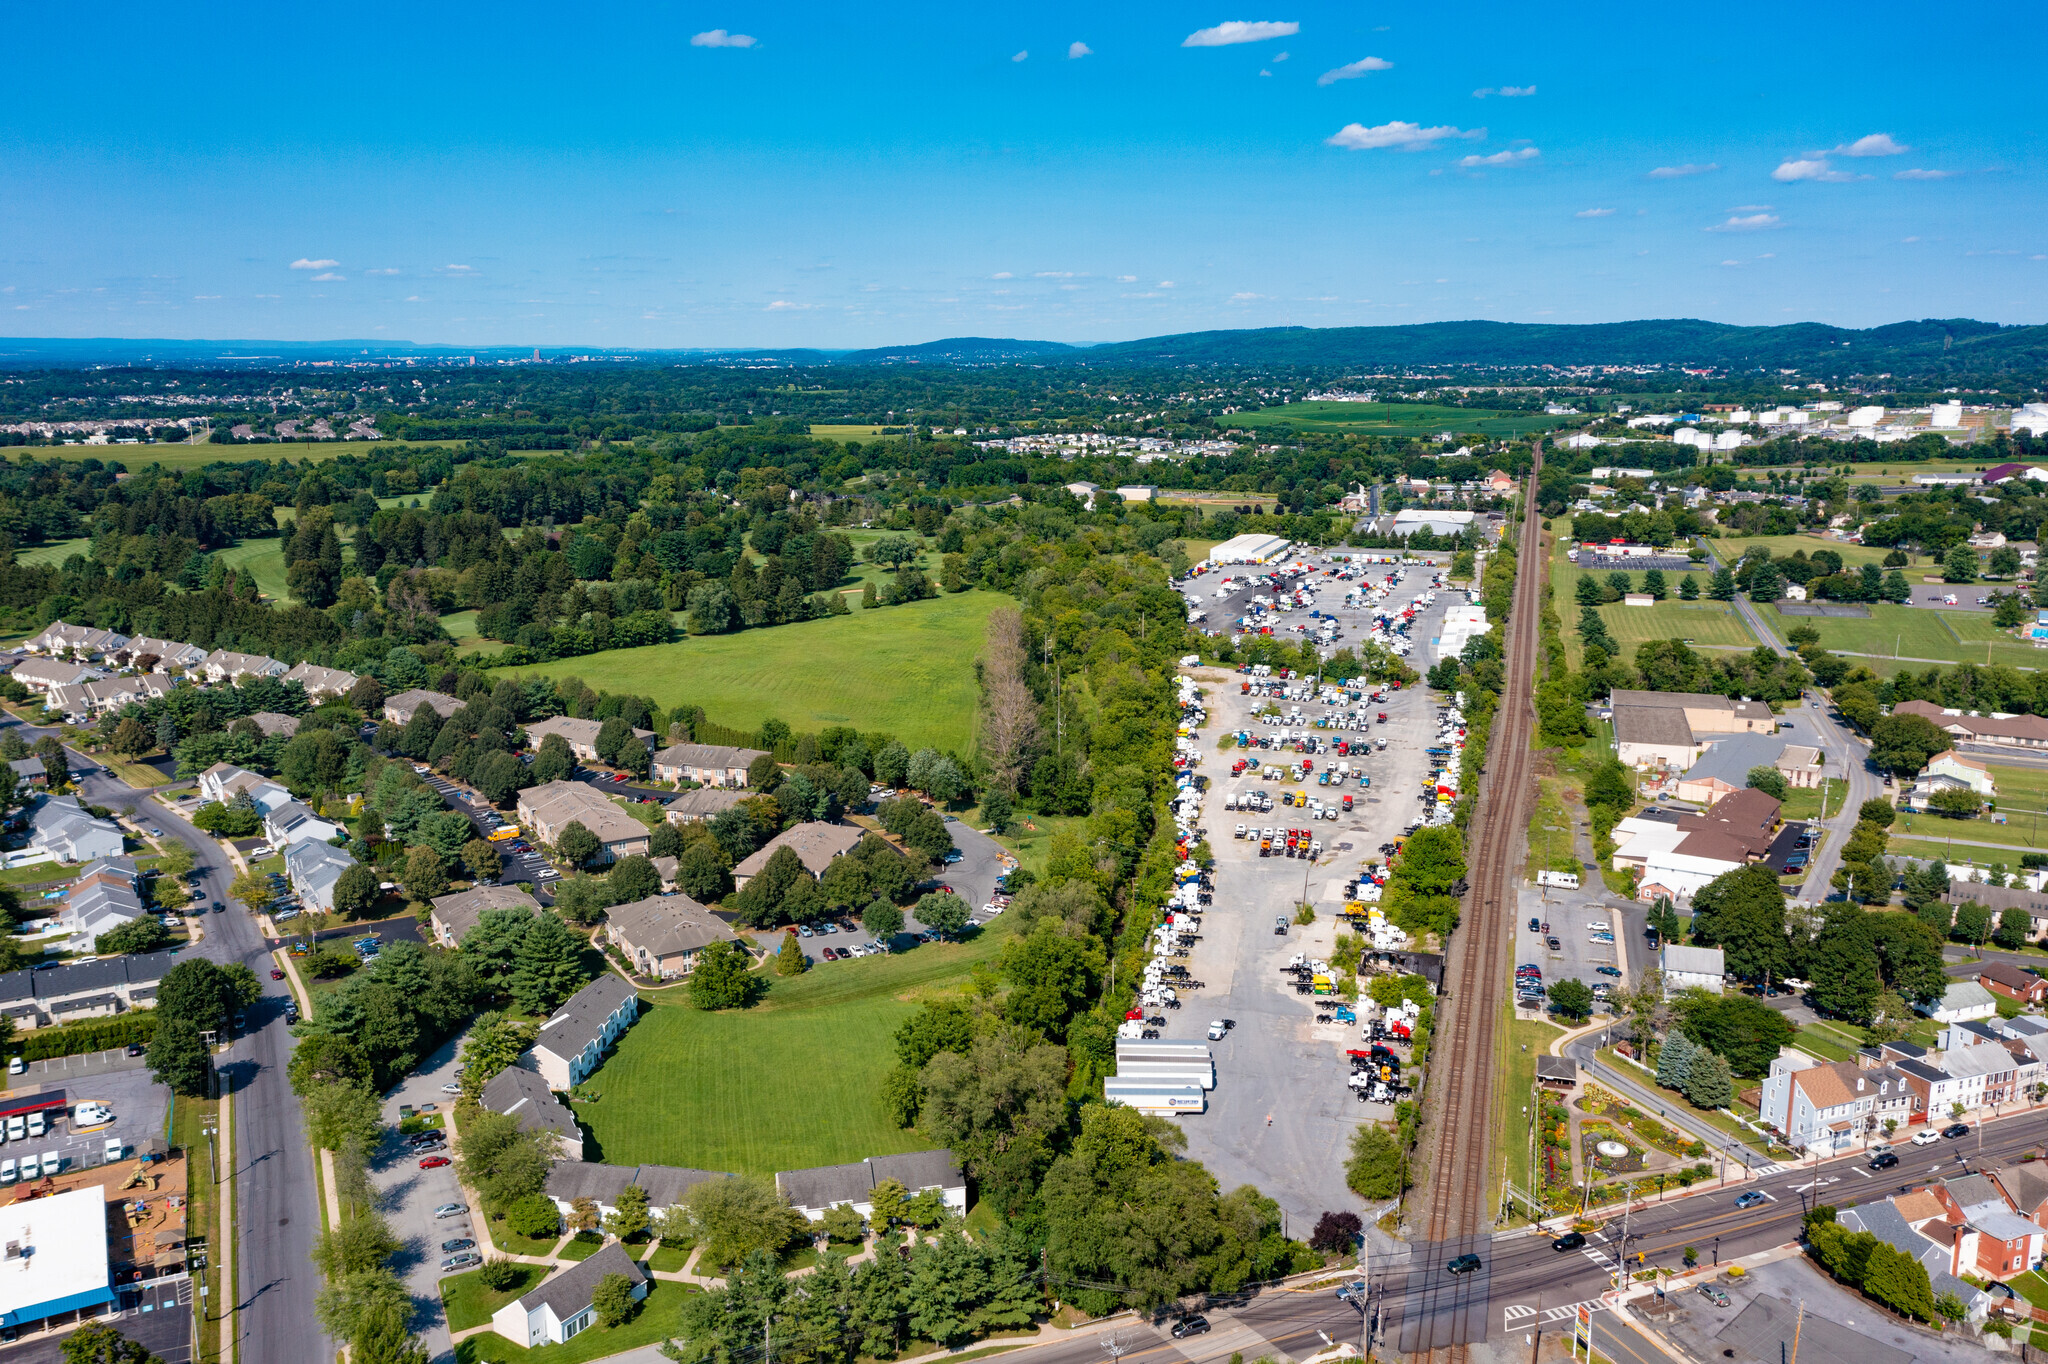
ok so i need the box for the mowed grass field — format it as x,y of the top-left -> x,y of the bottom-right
1753,601 -> 2048,668
16,537 -> 91,567
1711,535 -> 1904,569
1547,532 -> 1755,667
211,537 -> 290,603
577,924 -> 1016,1175
497,589 -> 998,752
1228,401 -> 1572,438
809,425 -> 905,442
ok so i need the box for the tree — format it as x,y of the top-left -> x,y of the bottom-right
478,1258 -> 526,1291
1927,787 -> 1982,818
555,820 -> 600,868
1689,864 -> 1790,986
861,899 -> 904,942
401,845 -> 449,902
464,838 -> 504,883
1548,978 -> 1595,1021
1684,1050 -> 1734,1109
1678,995 -> 1797,1077
1996,906 -> 2034,950
333,862 -> 381,918
775,931 -> 808,976
980,787 -> 1014,835
874,740 -> 910,789
679,1173 -> 806,1268
1310,1210 -> 1363,1255
1942,544 -> 1979,585
1745,766 -> 1788,800
675,840 -> 733,903
608,854 -> 660,904
592,1272 -> 639,1328
1678,574 -> 1700,601
1344,1123 -> 1408,1198
1708,566 -> 1737,600
157,958 -> 234,1029
869,1178 -> 909,1228
532,733 -> 576,785
1862,1241 -> 1938,1322
96,916 -> 171,956
504,1193 -> 561,1240
605,1184 -> 652,1242
821,1202 -> 866,1244
1869,713 -> 1953,777
1953,900 -> 1993,946
455,1111 -> 550,1211
303,1082 -> 383,1157
456,1012 -> 537,1097
61,1323 -> 164,1364
147,1017 -> 213,1097
1655,1029 -> 1697,1093
511,914 -> 586,1014
915,891 -> 971,939
1858,798 -> 1897,827
689,939 -> 755,1010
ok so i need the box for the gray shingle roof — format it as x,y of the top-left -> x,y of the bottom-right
777,1149 -> 963,1209
605,894 -> 737,961
1612,706 -> 1695,747
1841,1199 -> 1982,1305
543,1161 -> 732,1208
514,1242 -> 646,1320
481,1065 -> 580,1145
533,975 -> 639,1065
1679,732 -> 1787,787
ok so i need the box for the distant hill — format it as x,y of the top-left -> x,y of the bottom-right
1077,318 -> 2048,375
832,336 -> 1078,366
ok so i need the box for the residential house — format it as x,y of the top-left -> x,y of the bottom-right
543,1162 -> 734,1223
479,1064 -> 583,1161
9,658 -> 95,694
0,950 -> 178,1030
382,689 -> 463,725
490,1244 -> 648,1350
522,715 -> 654,765
285,841 -> 358,913
1922,1176 -> 2048,1278
604,893 -> 740,979
246,712 -> 300,739
202,650 -> 287,685
1920,981 -> 2001,1025
1891,699 -> 2048,751
777,1150 -> 966,1221
1917,750 -> 1997,798
44,673 -> 176,722
1991,1162 -> 2048,1228
663,788 -> 747,824
515,782 -> 650,864
1757,1052 -> 1916,1152
1891,1055 -> 1969,1125
196,763 -> 291,814
29,796 -> 125,863
119,637 -> 207,672
8,757 -> 45,788
1774,745 -> 1825,789
525,975 -> 641,1090
732,822 -> 867,890
58,857 -> 146,951
24,622 -> 129,659
1978,961 -> 2048,1006
650,743 -> 768,789
262,801 -> 345,850
1838,1197 -> 1990,1318
1943,879 -> 2048,938
281,662 -> 359,700
428,885 -> 536,948
1659,944 -> 1726,995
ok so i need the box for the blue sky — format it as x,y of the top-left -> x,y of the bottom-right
1,1 -> 2041,348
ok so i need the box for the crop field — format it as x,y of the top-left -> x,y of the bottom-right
808,424 -> 906,442
496,589 -> 998,752
576,922 -> 1015,1175
1226,401 -> 1573,438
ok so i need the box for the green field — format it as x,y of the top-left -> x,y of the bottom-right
455,1280 -> 693,1364
441,1262 -> 544,1331
1548,534 -> 1755,667
16,538 -> 92,568
1888,835 -> 2036,870
576,923 -> 1016,1176
497,590 -> 997,752
831,528 -> 940,597
809,425 -> 905,442
1753,602 -> 2048,668
1228,401 -> 1573,438
1711,535 -> 1904,569
212,537 -> 290,603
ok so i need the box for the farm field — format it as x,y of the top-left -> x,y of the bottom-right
1227,401 -> 1573,438
809,425 -> 904,441
16,537 -> 91,567
576,923 -> 1016,1176
496,589 -> 998,752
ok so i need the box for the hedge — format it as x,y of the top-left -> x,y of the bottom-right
17,1009 -> 158,1062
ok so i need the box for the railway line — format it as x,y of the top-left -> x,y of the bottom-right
1399,450 -> 1548,1360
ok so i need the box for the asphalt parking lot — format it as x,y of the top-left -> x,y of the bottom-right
0,1067 -> 171,1181
1165,563 -> 1461,1230
370,1030 -> 470,1363
782,818 -> 1013,965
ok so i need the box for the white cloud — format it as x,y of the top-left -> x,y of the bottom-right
1158,280 -> 1176,288
441,264 -> 475,273
690,29 -> 756,48
1183,20 -> 1298,47
1576,208 -> 1615,218
1894,168 -> 1953,180
1729,203 -> 1773,211
1012,49 -> 1028,62
364,268 -> 400,276
1834,132 -> 1907,157
1317,57 -> 1392,85
192,295 -> 221,300
765,300 -> 819,310
1498,85 -> 1535,96
1326,120 -> 1481,150
311,272 -> 346,282
1772,157 -> 1855,182
1228,292 -> 1266,301
1647,163 -> 1718,178
1706,213 -> 1780,232
1272,50 -> 1288,61
1068,40 -> 1092,58
990,272 -> 1014,279
404,296 -> 422,302
1458,147 -> 1539,167
1034,271 -> 1075,278
1721,260 -> 1742,266
289,258 -> 339,270
1116,275 -> 1137,282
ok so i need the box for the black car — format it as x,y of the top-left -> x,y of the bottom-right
1944,1123 -> 1971,1139
1595,966 -> 1622,978
124,1043 -> 143,1057
441,1238 -> 476,1254
1528,917 -> 1541,932
1169,1317 -> 1210,1339
1551,1232 -> 1586,1252
1446,1253 -> 1482,1275
1870,1152 -> 1900,1170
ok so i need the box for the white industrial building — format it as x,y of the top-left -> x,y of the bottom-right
0,1186 -> 114,1328
1205,533 -> 1293,565
1435,604 -> 1490,662
1390,509 -> 1476,538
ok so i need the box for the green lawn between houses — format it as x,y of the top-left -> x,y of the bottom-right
494,589 -> 999,754
575,917 -> 1018,1177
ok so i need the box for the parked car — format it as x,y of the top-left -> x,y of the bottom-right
441,1083 -> 462,1095
1696,1283 -> 1731,1307
434,1203 -> 467,1219
441,1252 -> 482,1271
442,1238 -> 476,1254
269,968 -> 285,980
1912,1129 -> 1943,1146
1944,1123 -> 1971,1139
1595,966 -> 1622,978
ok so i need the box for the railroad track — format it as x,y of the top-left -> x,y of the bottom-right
1406,450 -> 1547,1362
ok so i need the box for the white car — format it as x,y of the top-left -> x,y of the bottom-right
15,1156 -> 33,1180
1585,921 -> 1610,931
1912,1129 -> 1943,1146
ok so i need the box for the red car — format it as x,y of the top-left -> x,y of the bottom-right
419,1156 -> 452,1169
269,968 -> 285,980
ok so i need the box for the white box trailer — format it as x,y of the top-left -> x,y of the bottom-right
1114,1062 -> 1217,1090
1536,871 -> 1581,890
1115,1039 -> 1214,1064
1103,1082 -> 1207,1115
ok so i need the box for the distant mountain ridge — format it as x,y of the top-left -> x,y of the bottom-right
831,336 -> 1078,365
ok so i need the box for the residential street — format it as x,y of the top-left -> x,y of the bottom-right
0,715 -> 328,1364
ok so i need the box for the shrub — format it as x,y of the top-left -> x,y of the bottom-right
503,1192 -> 560,1240
478,1258 -> 525,1291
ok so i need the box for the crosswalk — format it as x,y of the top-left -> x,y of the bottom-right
1502,1299 -> 1609,1325
1751,1162 -> 1786,1176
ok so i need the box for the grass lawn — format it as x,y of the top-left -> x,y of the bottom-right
1889,829 -> 2048,868
1595,1049 -> 1764,1150
1525,779 -> 1580,879
16,537 -> 92,567
646,1241 -> 693,1273
577,920 -> 1016,1175
212,537 -> 290,604
557,1232 -> 605,1262
989,812 -> 1090,880
1548,535 -> 1751,667
442,1262 -> 545,1331
496,590 -> 1000,753
102,756 -> 178,788
485,1219 -> 563,1257
1778,778 -> 1846,823
1228,401 -> 1573,438
1753,603 -> 1961,660
809,425 -> 905,442
1986,763 -> 2048,809
1495,1016 -> 1565,1219
821,529 -> 941,601
455,1279 -> 695,1363
1712,535 -> 1903,569
1892,806 -> 2048,850
2006,1269 -> 2048,1311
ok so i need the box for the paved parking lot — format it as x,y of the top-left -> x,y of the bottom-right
0,1067 -> 171,1180
369,1030 -> 470,1362
781,818 -> 1013,966
1165,560 -> 1463,1231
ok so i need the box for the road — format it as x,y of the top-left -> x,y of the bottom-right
0,716 -> 326,1363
